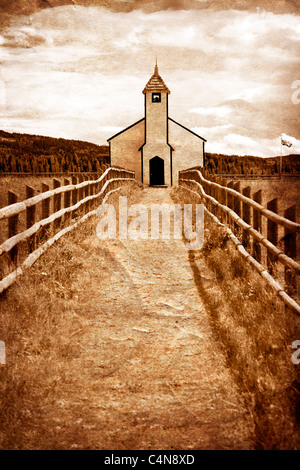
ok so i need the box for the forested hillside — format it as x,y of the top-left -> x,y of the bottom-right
0,130 -> 110,173
204,153 -> 300,175
0,129 -> 299,176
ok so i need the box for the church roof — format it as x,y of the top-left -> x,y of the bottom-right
142,63 -> 170,94
107,118 -> 145,142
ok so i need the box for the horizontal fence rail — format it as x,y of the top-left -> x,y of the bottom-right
210,173 -> 300,180
0,167 -> 135,293
179,168 -> 300,315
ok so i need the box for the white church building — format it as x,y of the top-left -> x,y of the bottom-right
107,63 -> 206,186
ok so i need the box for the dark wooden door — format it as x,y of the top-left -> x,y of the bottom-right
149,156 -> 164,185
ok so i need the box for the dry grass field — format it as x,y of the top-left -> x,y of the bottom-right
172,186 -> 300,450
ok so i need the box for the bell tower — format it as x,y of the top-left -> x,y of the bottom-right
141,61 -> 172,186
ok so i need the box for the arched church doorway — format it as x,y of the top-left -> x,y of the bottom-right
149,156 -> 164,186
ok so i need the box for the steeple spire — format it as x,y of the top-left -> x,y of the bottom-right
154,58 -> 158,76
143,61 -> 170,94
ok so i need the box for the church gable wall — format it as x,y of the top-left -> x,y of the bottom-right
110,119 -> 145,181
169,119 -> 204,185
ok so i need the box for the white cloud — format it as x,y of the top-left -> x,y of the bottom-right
189,106 -> 232,118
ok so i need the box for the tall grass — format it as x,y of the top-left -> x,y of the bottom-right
172,186 -> 300,449
0,181 -> 139,449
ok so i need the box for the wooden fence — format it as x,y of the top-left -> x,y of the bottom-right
211,173 -> 300,180
0,167 -> 135,293
179,168 -> 300,315
0,171 -> 107,178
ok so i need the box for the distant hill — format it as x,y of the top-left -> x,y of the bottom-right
0,130 -> 110,173
204,153 -> 300,176
1,129 -> 299,176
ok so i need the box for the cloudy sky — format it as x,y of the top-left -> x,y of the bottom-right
0,0 -> 299,156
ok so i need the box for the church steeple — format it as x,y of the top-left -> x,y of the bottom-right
141,60 -> 170,186
143,61 -> 170,94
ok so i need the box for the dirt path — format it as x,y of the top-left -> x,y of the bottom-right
65,187 -> 253,449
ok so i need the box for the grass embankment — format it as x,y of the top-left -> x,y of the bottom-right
0,223 -> 97,449
172,186 -> 300,450
0,181 -> 138,450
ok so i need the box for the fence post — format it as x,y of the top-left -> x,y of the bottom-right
101,171 -> 106,192
84,180 -> 90,213
90,180 -> 95,210
71,176 -> 78,207
64,178 -> 70,208
214,177 -> 221,220
210,176 -> 215,200
267,198 -> 278,275
253,189 -> 262,263
42,183 -> 50,219
233,182 -> 241,237
53,179 -> 61,232
227,181 -> 234,231
41,183 -> 50,242
218,178 -> 225,223
78,175 -> 84,207
97,174 -> 102,203
242,186 -> 252,250
209,175 -> 215,200
202,176 -> 208,211
284,205 -> 297,298
26,185 -> 36,253
64,178 -> 71,225
105,170 -> 110,196
8,191 -> 18,264
212,177 -> 218,215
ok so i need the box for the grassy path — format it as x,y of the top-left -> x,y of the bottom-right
90,187 -> 254,449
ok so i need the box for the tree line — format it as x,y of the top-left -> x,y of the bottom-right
204,153 -> 300,175
0,130 -> 110,173
0,129 -> 299,176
